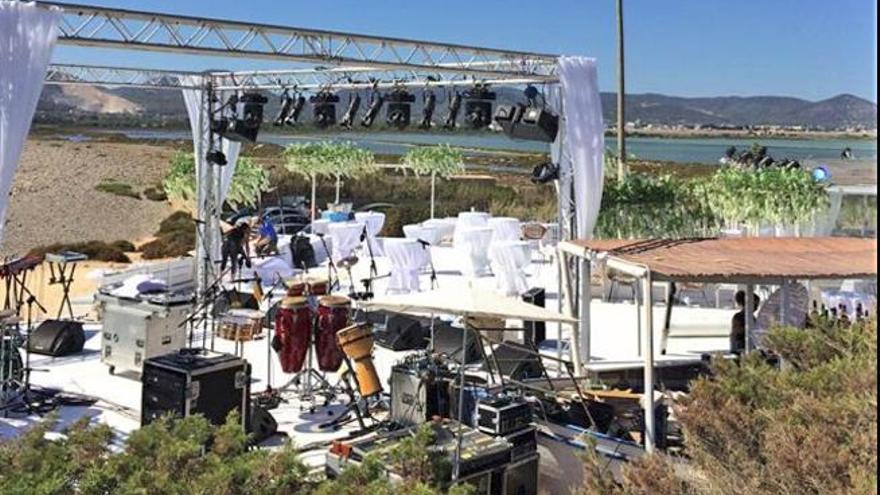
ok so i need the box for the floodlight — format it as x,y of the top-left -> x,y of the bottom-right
385,88 -> 415,129
310,91 -> 339,128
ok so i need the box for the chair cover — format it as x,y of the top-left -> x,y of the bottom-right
454,226 -> 493,277
384,238 -> 429,294
488,217 -> 521,243
354,211 -> 386,256
454,212 -> 490,246
327,222 -> 365,262
239,256 -> 295,283
489,240 -> 532,296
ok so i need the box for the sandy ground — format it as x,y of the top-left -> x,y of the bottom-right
0,138 -> 176,257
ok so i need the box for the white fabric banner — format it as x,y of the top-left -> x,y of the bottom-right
0,1 -> 61,245
557,56 -> 605,240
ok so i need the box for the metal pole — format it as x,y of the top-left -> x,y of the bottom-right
616,0 -> 627,181
430,172 -> 436,219
578,257 -> 592,368
744,284 -> 755,354
642,269 -> 655,453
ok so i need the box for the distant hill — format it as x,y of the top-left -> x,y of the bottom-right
34,80 -> 877,130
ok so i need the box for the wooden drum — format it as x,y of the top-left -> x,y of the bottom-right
219,308 -> 264,342
336,323 -> 382,397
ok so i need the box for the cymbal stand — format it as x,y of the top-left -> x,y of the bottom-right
19,289 -> 48,414
360,226 -> 379,293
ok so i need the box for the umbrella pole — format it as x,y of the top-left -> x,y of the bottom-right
452,321 -> 470,482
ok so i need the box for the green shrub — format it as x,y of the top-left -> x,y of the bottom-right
140,211 -> 197,259
142,185 -> 168,202
95,179 -> 140,199
28,240 -> 132,263
163,152 -> 270,209
581,317 -> 877,495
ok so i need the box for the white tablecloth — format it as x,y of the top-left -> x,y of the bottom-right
454,226 -> 493,277
277,234 -> 331,268
355,211 -> 386,256
489,240 -> 532,296
239,255 -> 295,284
327,221 -> 365,262
454,212 -> 489,247
488,217 -> 521,243
403,224 -> 442,245
384,238 -> 429,294
311,219 -> 331,236
422,218 -> 456,243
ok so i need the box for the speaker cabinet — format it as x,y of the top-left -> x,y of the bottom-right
27,319 -> 85,357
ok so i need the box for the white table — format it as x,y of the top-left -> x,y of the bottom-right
239,255 -> 295,284
488,217 -> 521,244
384,238 -> 429,294
454,211 -> 489,247
311,218 -> 331,236
489,240 -> 532,296
327,221 -> 365,263
422,218 -> 456,243
277,234 -> 331,268
354,211 -> 386,256
403,224 -> 442,245
454,226 -> 493,277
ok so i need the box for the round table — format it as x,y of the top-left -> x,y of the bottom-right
454,226 -> 493,278
488,217 -> 521,243
403,224 -> 442,245
489,240 -> 532,296
354,211 -> 386,256
384,238 -> 429,294
422,218 -> 456,244
327,221 -> 365,263
311,219 -> 331,236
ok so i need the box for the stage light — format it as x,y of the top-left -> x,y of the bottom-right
273,90 -> 293,126
523,84 -> 539,102
812,165 -> 830,182
493,103 -> 559,142
285,94 -> 305,125
385,88 -> 415,129
420,89 -> 436,129
360,90 -> 384,128
310,91 -> 339,128
339,93 -> 361,128
530,162 -> 559,184
463,85 -> 496,129
443,91 -> 462,129
206,150 -> 227,166
211,92 -> 268,143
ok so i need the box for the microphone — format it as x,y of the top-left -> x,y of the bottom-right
314,232 -> 325,238
360,226 -> 367,243
416,238 -> 431,248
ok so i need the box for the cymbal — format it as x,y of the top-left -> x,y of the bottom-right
338,256 -> 359,268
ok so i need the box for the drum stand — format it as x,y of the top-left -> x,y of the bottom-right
277,318 -> 337,413
319,354 -> 370,431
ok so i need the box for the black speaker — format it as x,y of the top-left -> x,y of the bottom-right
377,315 -> 429,351
484,341 -> 543,380
492,453 -> 539,495
521,287 -> 546,347
290,235 -> 317,269
141,349 -> 250,428
248,404 -> 278,444
26,319 -> 85,357
432,323 -> 482,365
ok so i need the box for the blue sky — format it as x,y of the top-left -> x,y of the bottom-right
49,0 -> 877,102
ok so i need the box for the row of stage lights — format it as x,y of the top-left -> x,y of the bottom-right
209,84 -> 561,163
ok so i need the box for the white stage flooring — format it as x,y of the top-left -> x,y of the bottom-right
1,243 -> 733,463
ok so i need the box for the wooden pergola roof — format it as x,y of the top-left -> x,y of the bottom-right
560,237 -> 878,283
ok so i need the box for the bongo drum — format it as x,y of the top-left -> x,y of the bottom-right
273,296 -> 311,373
336,323 -> 382,397
314,295 -> 349,372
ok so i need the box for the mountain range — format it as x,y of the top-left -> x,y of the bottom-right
35,83 -> 877,130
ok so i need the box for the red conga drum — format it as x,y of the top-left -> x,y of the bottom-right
314,295 -> 349,372
273,296 -> 311,373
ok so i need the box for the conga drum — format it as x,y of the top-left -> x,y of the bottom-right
314,295 -> 348,372
273,296 -> 311,373
307,277 -> 329,296
336,323 -> 382,397
284,278 -> 307,297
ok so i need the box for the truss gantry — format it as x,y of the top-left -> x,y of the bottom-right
41,2 -> 557,81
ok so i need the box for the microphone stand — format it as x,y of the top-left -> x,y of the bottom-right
260,274 -> 285,393
360,226 -> 378,295
418,239 -> 438,290
314,233 -> 338,292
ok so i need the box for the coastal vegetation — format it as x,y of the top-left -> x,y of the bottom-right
27,240 -> 135,263
580,316 -> 877,495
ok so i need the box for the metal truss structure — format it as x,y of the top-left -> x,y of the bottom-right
45,63 -> 202,89
41,2 -> 557,80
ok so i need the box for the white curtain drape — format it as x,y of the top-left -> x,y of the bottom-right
557,57 -> 605,240
0,1 -> 60,244
181,76 -> 242,206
